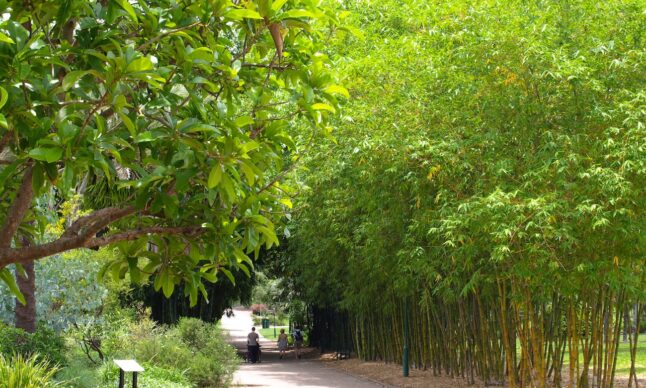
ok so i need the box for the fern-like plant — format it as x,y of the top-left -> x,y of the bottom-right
0,353 -> 61,388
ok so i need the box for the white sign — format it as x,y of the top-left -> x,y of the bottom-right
113,359 -> 144,372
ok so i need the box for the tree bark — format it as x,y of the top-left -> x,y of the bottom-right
15,260 -> 36,333
0,165 -> 34,248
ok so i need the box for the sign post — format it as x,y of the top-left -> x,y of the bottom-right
114,359 -> 144,388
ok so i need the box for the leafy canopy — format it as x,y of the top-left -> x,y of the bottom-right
0,0 -> 346,305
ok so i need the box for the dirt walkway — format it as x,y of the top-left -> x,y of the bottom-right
220,308 -> 384,388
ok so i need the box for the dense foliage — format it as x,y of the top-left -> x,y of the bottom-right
284,0 -> 646,386
0,0 -> 345,304
0,249 -> 111,329
0,323 -> 66,366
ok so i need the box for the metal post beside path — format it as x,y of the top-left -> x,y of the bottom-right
403,298 -> 410,377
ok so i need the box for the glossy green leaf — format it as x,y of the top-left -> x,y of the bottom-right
127,57 -> 154,73
62,70 -> 90,91
208,165 -> 223,188
0,32 -> 14,44
220,268 -> 235,285
279,9 -> 316,19
234,115 -> 254,127
0,269 -> 26,305
225,8 -> 263,20
324,85 -> 350,98
311,102 -> 336,113
272,0 -> 289,12
0,86 -> 7,110
113,0 -> 138,22
28,147 -> 63,163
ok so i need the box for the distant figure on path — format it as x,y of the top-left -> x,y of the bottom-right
277,329 -> 289,359
293,327 -> 304,359
247,327 -> 260,363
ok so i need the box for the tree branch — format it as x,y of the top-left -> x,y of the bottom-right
0,164 -> 34,248
137,22 -> 202,51
61,206 -> 137,239
256,132 -> 314,195
241,63 -> 292,70
0,130 -> 12,152
0,224 -> 206,267
86,226 -> 205,248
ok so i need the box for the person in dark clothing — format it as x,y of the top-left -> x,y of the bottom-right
247,327 -> 260,363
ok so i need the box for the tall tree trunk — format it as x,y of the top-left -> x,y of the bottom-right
15,260 -> 36,333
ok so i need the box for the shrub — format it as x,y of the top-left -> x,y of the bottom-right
0,323 -> 66,366
53,346 -> 102,388
0,353 -> 61,388
101,317 -> 238,387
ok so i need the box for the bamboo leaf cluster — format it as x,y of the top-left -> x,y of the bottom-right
286,0 -> 646,385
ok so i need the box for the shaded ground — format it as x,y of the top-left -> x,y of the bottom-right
321,357 -> 482,388
220,308 -> 382,388
321,356 -> 644,388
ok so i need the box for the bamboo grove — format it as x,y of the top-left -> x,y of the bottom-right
283,1 -> 646,386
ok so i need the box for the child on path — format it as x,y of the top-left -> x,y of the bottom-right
277,328 -> 288,359
293,327 -> 304,359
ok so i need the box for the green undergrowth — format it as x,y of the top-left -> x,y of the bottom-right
53,316 -> 238,387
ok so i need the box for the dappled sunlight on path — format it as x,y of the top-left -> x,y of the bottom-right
221,308 -> 383,388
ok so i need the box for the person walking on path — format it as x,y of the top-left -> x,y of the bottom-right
293,327 -> 304,359
277,328 -> 289,359
247,327 -> 260,363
